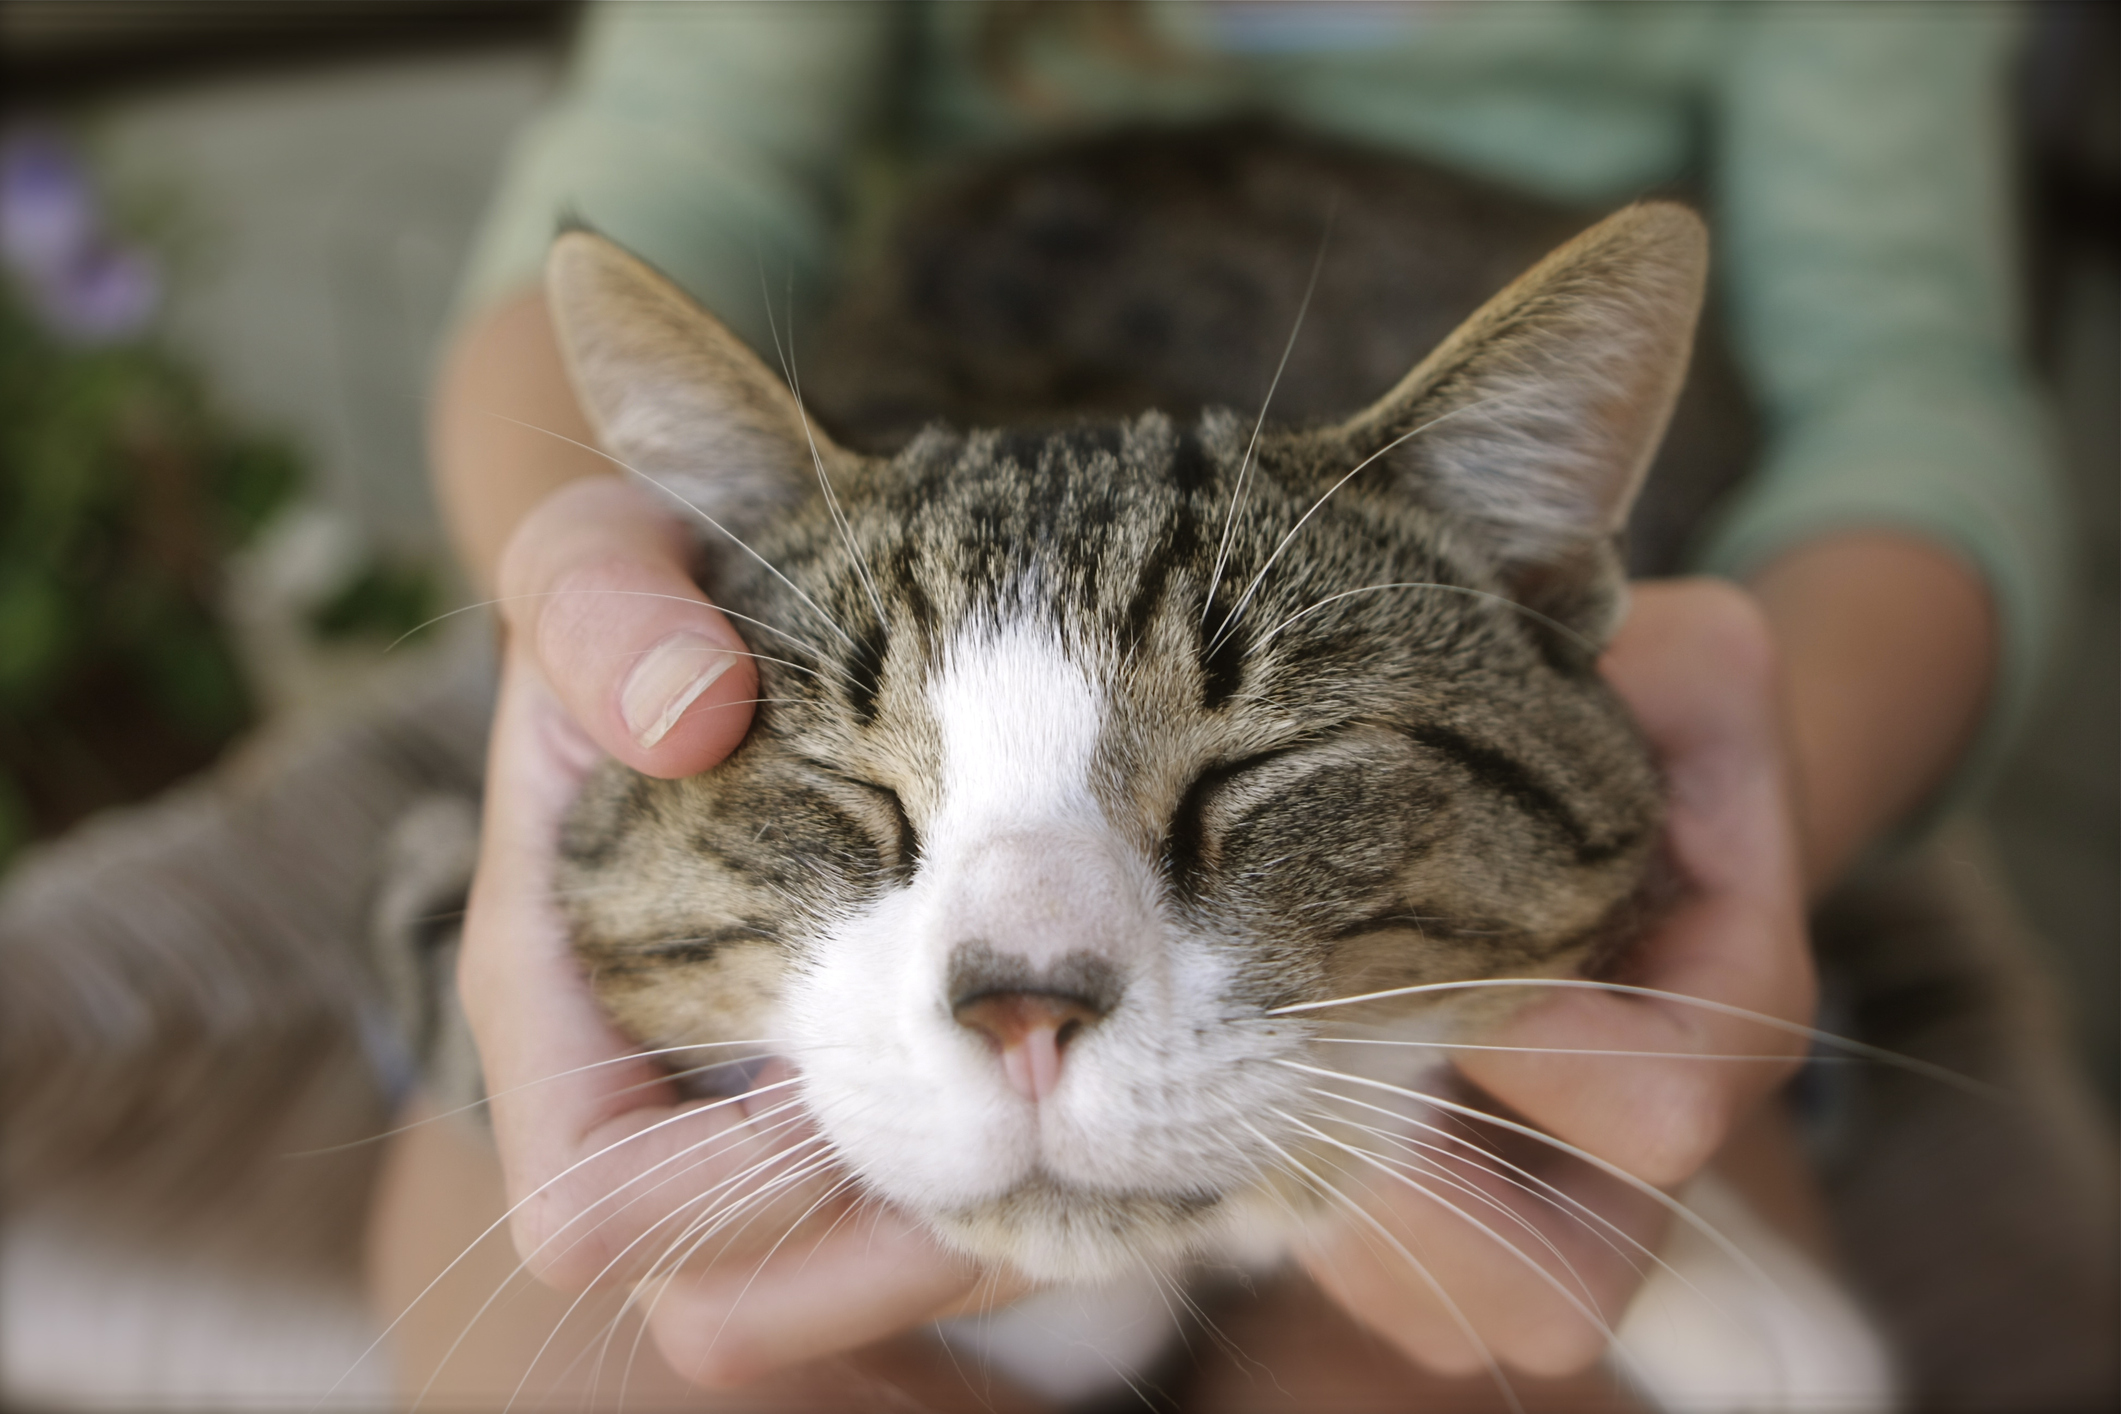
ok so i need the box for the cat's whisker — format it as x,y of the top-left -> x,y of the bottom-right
1306,1086 -> 1741,1334
510,1144 -> 839,1414
1297,1092 -> 1672,1319
1286,1102 -> 1620,1321
1252,580 -> 1600,659
559,1143 -> 847,1409
391,587 -> 852,692
653,1140 -> 847,1271
1236,1115 -> 1527,1414
1204,196 -> 1337,628
1283,1105 -> 1674,1395
593,1132 -> 831,1333
1290,1100 -> 1611,1308
469,407 -> 857,649
632,1162 -> 860,1386
607,603 -> 858,688
606,1102 -> 818,1246
1162,1261 -> 1264,1386
1137,1261 -> 1202,1367
516,1119 -> 833,1400
282,1037 -> 778,1155
1207,393 -> 1515,654
549,1101 -> 819,1272
413,1106 -> 822,1413
1276,1058 -> 1791,1311
586,593 -> 843,678
381,592 -> 845,696
1313,1035 -> 1840,1063
332,1075 -> 814,1406
669,603 -> 845,678
1273,977 -> 1993,1096
760,267 -> 893,637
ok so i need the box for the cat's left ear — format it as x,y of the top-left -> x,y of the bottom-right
1333,202 -> 1707,645
545,230 -> 851,536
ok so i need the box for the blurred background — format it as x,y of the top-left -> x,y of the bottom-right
0,1 -> 2111,1408
1,0 -> 2110,1098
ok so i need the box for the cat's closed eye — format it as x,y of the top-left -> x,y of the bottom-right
1172,729 -> 1441,924
853,777 -> 921,876
794,762 -> 922,879
1161,744 -> 1313,893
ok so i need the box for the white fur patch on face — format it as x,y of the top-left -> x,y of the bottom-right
788,618 -> 1122,1202
784,614 -> 1298,1278
926,616 -> 1105,841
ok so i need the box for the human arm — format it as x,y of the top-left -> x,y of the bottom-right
1705,1 -> 2064,885
1752,531 -> 1996,891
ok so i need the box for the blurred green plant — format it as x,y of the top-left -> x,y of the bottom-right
0,276 -> 301,863
0,127 -> 454,868
308,555 -> 441,646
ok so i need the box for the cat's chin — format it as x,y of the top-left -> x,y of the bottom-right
927,1176 -> 1285,1283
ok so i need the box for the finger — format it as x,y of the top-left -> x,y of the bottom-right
641,1203 -> 1004,1388
497,475 -> 758,780
1460,893 -> 1807,1188
1296,1115 -> 1662,1379
461,644 -> 657,1153
1459,579 -> 1814,1186
460,648 -> 824,1287
1602,578 -> 1798,901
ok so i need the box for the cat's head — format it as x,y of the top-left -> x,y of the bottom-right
547,206 -> 1700,1281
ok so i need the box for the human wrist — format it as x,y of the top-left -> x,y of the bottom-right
1748,531 -> 1996,891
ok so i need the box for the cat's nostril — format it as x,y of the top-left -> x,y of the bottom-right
952,990 -> 1106,1103
953,989 -> 1105,1047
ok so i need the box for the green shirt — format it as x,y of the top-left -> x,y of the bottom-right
459,0 -> 2066,820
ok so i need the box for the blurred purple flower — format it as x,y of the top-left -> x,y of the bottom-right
1,128 -> 160,344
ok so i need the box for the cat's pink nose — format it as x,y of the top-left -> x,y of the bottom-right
953,991 -> 1102,1103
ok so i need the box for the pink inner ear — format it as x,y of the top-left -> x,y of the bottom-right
1330,203 -> 1705,566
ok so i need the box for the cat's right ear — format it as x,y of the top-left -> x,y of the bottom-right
545,230 -> 849,533
1332,203 -> 1708,645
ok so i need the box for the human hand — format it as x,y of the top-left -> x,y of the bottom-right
458,476 -> 1026,1388
1296,577 -> 1817,1378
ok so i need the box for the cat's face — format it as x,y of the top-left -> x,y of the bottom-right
548,207 -> 1700,1280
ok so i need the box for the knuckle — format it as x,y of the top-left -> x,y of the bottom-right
509,1188 -> 608,1291
1507,1311 -> 1614,1378
1686,578 -> 1780,694
536,554 -> 639,642
649,1305 -> 763,1389
1624,1076 -> 1730,1186
1419,1339 -> 1489,1380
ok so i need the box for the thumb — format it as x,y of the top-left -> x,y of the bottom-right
497,476 -> 758,778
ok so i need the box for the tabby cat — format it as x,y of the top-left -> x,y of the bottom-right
537,124 -> 1891,1406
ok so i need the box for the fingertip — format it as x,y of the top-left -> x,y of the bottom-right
610,615 -> 761,777
1602,576 -> 1781,737
499,474 -> 761,776
645,1294 -> 766,1389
